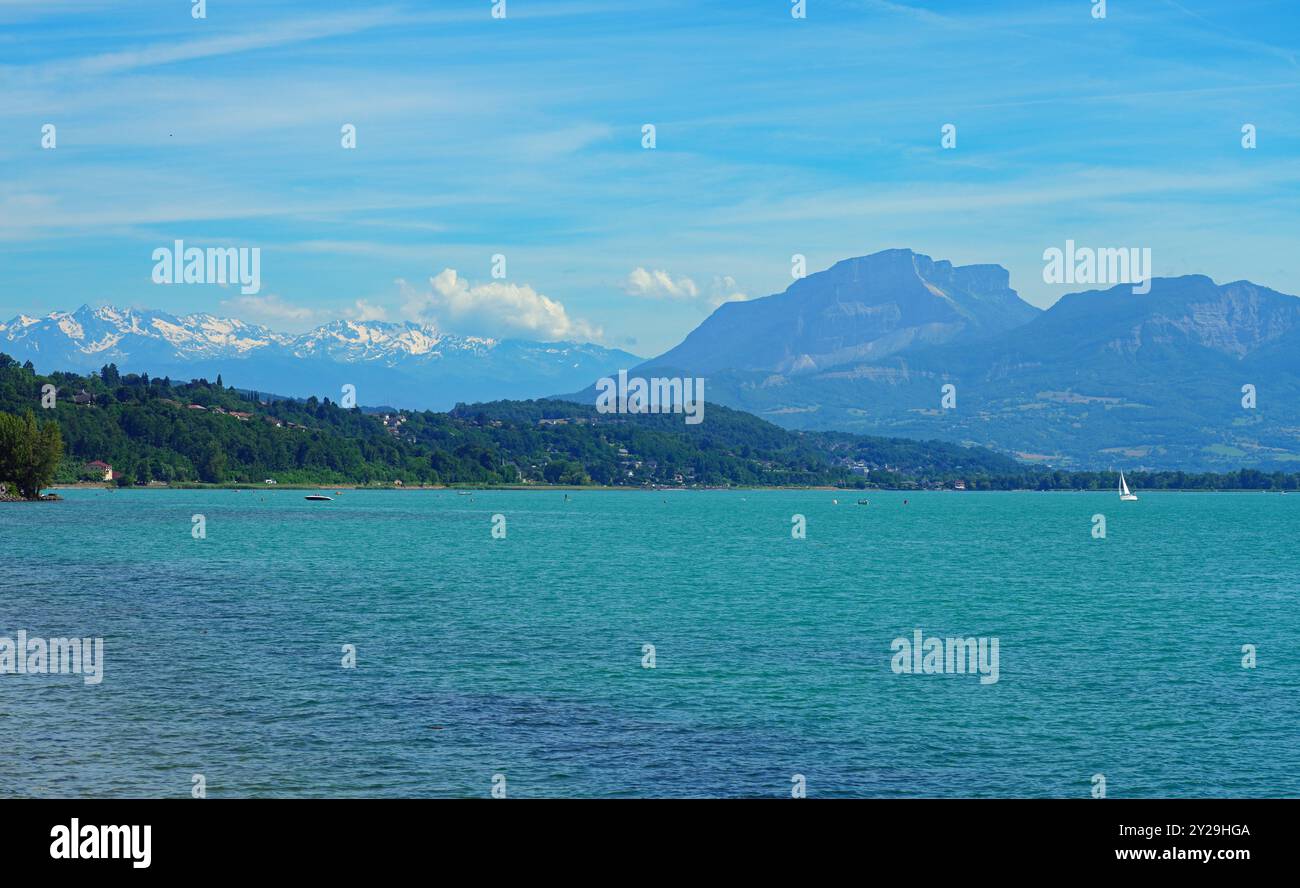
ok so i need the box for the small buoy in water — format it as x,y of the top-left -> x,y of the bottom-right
832,499 -> 839,505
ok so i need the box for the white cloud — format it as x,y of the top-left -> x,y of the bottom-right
220,293 -> 317,327
707,275 -> 750,309
351,299 -> 389,322
400,268 -> 602,343
625,267 -> 700,302
625,267 -> 749,311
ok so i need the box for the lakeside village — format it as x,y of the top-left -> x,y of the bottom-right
56,388 -> 956,491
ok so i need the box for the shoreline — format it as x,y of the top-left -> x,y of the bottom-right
40,483 -> 1295,494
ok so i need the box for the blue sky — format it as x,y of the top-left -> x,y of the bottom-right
2,0 -> 1297,355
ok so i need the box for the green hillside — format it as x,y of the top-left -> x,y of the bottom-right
2,355 -> 1297,492
0,355 -> 988,488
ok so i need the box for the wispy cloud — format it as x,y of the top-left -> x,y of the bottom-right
625,268 -> 748,310
350,299 -> 388,322
220,293 -> 317,327
52,8 -> 406,78
625,268 -> 700,302
1,0 -> 1297,353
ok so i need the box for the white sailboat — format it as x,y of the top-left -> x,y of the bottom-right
1118,471 -> 1138,501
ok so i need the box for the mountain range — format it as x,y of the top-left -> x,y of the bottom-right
0,305 -> 640,409
617,249 -> 1300,471
9,248 -> 1300,471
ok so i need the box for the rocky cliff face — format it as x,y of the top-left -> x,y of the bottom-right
639,248 -> 1040,376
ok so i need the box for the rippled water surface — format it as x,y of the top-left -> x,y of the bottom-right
1,488 -> 1296,797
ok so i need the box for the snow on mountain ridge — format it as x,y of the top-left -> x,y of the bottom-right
0,302 -> 643,411
1,304 -> 576,365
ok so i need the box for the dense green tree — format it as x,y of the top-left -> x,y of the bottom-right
3,353 -> 1297,492
0,409 -> 63,498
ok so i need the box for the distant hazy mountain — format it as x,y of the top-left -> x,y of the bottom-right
614,251 -> 1300,471
0,304 -> 640,409
651,248 -> 1040,375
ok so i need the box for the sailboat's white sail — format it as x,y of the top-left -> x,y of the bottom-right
1119,471 -> 1137,501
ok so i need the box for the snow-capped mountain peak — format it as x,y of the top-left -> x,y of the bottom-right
290,318 -> 455,362
0,304 -> 641,410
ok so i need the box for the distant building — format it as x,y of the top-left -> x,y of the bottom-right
264,478 -> 277,485
954,479 -> 967,490
84,460 -> 113,481
72,390 -> 94,405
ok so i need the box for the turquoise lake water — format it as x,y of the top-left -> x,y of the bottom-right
1,488 -> 1296,798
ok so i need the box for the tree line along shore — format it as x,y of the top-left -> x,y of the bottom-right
3,355 -> 1300,500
